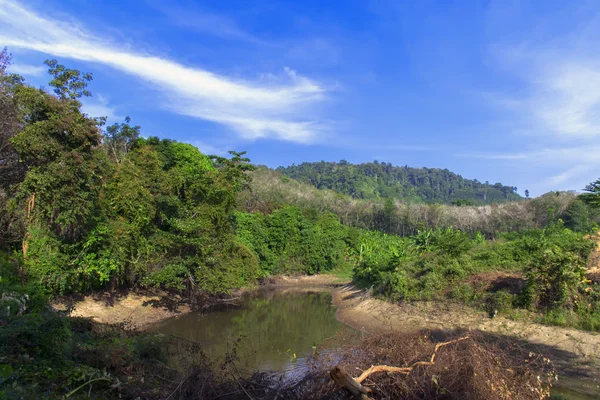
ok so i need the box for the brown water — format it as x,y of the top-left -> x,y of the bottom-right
154,287 -> 358,375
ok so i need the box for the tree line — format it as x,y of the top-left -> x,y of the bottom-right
277,160 -> 522,205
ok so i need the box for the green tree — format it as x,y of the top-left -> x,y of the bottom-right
10,67 -> 106,244
102,116 -> 140,163
44,59 -> 93,101
581,178 -> 600,208
0,48 -> 26,191
563,198 -> 598,233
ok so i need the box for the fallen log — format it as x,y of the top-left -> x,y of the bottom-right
330,336 -> 469,399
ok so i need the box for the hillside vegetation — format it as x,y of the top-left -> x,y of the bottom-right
241,168 -> 595,238
277,160 -> 522,205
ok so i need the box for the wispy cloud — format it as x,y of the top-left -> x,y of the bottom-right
457,146 -> 600,164
81,94 -> 121,121
187,140 -> 228,156
455,152 -> 528,160
0,0 -> 327,143
9,63 -> 46,76
456,145 -> 600,194
491,47 -> 600,138
479,2 -> 600,194
546,164 -> 594,187
485,0 -> 600,140
146,0 -> 269,45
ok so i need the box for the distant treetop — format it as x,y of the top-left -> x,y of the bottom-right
277,160 -> 522,205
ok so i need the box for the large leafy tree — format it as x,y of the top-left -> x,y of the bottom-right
11,60 -> 107,244
0,48 -> 25,190
0,48 -> 27,246
0,59 -> 112,292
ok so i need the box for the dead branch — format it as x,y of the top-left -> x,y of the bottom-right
331,336 -> 469,399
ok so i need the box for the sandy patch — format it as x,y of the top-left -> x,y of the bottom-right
269,274 -> 351,287
53,290 -> 191,330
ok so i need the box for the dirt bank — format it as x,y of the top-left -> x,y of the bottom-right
267,273 -> 351,287
332,284 -> 600,394
53,290 -> 192,329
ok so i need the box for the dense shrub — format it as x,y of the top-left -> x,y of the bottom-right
234,207 -> 350,276
563,198 -> 599,233
352,219 -> 600,330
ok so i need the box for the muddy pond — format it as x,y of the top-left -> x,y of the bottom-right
154,287 -> 359,376
154,286 -> 597,399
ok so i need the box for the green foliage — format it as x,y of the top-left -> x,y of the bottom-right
144,260 -> 190,290
102,116 -> 140,163
449,283 -> 478,303
352,219 -> 600,331
411,227 -> 472,256
0,255 -> 171,398
430,227 -> 473,257
44,59 -> 93,101
0,60 -> 269,296
9,77 -> 107,244
195,241 -> 260,294
473,231 -> 486,244
563,198 -> 599,233
23,227 -> 74,294
278,160 -> 521,205
485,290 -> 516,317
521,224 -> 593,311
452,199 -> 474,206
581,177 -> 600,208
234,207 -> 349,276
2,58 -> 600,345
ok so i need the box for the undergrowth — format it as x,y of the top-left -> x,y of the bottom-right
352,221 -> 600,332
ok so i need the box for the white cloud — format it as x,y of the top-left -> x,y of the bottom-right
496,54 -> 600,138
9,63 -> 46,76
0,0 -> 327,143
459,146 -> 600,164
80,94 -> 120,121
479,4 -> 600,195
545,164 -> 593,187
456,145 -> 600,194
486,3 -> 600,140
187,140 -> 227,156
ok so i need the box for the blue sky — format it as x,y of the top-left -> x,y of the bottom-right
1,0 -> 599,196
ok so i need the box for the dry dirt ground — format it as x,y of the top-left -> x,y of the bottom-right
53,290 -> 192,330
268,274 -> 351,287
332,285 -> 600,395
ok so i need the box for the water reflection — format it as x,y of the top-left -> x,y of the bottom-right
154,288 -> 356,374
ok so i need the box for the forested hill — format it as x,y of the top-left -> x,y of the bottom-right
277,161 -> 522,205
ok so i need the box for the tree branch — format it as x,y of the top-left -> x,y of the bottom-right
331,336 -> 470,399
